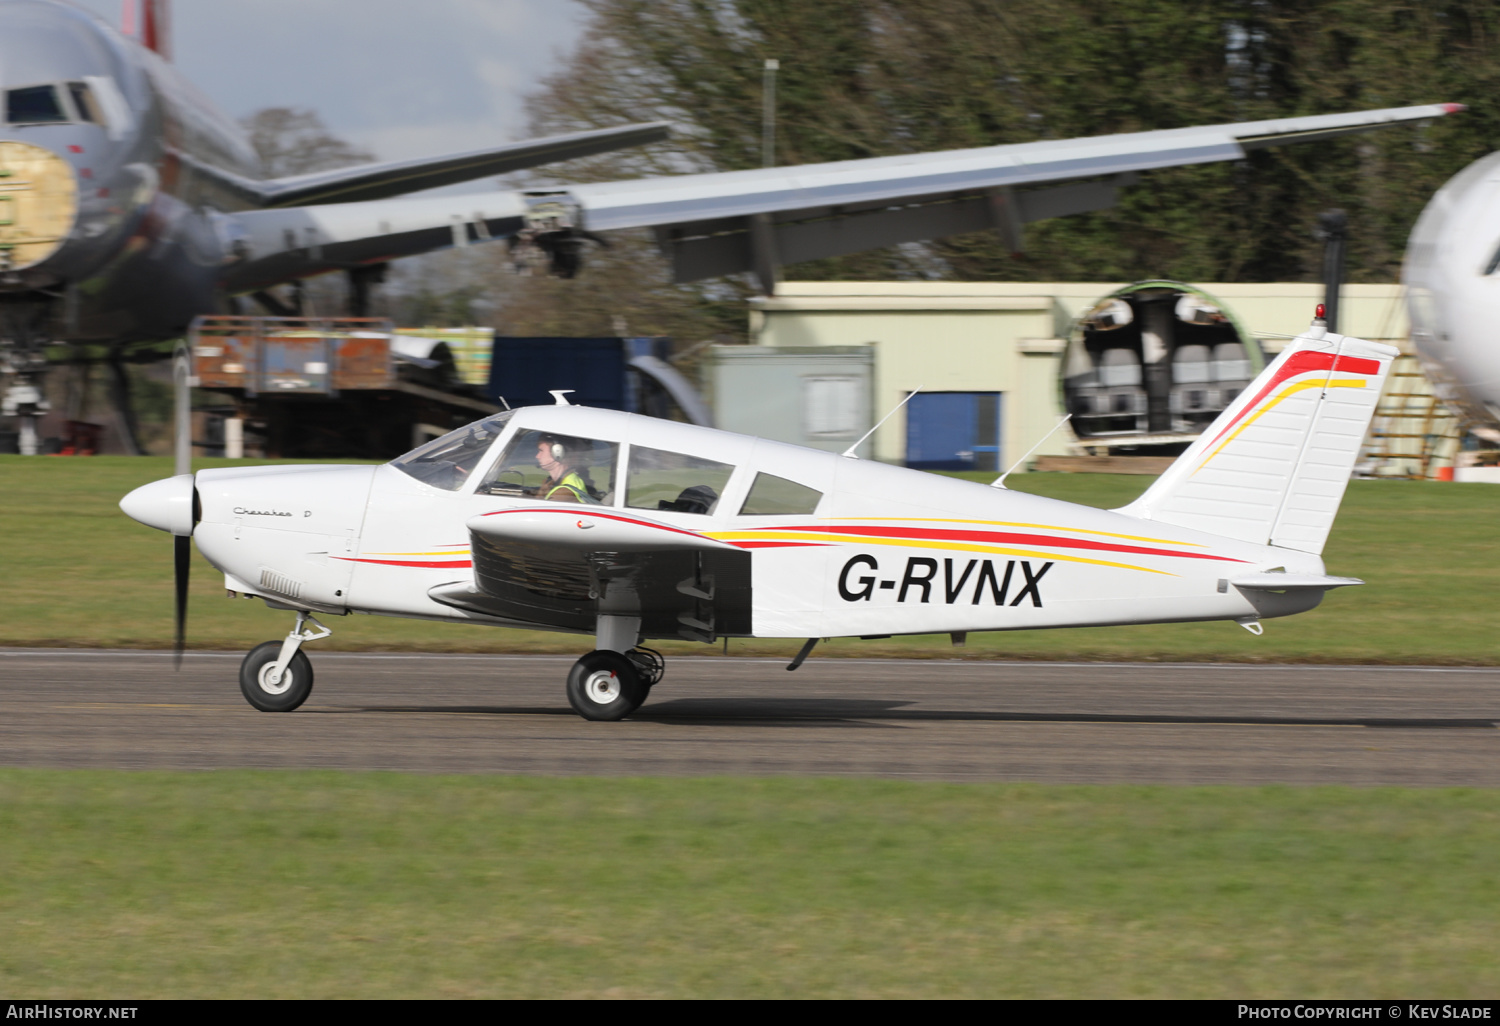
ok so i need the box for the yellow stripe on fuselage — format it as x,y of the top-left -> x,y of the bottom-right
707,530 -> 1175,575
831,516 -> 1206,548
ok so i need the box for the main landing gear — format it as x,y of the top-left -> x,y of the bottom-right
239,611 -> 332,712
565,614 -> 665,721
566,647 -> 664,721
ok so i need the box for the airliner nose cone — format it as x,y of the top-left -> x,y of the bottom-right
120,475 -> 196,536
0,140 -> 79,271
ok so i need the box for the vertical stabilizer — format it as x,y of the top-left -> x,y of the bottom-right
1114,326 -> 1397,554
122,0 -> 171,60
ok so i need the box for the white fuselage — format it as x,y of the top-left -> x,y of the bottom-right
190,406 -> 1325,641
1404,150 -> 1500,434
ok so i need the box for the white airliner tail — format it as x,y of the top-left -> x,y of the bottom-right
1115,326 -> 1398,555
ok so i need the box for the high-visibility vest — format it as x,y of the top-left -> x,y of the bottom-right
543,471 -> 590,503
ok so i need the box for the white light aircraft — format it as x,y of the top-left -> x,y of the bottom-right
121,314 -> 1396,720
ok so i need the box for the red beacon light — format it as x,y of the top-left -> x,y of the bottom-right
1314,303 -> 1326,321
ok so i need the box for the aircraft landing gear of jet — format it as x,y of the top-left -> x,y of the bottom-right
239,611 -> 332,712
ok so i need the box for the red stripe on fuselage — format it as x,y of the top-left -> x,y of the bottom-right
481,507 -> 707,540
757,524 -> 1247,562
335,557 -> 473,569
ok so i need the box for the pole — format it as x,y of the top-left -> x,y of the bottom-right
762,59 -> 779,169
1318,209 -> 1347,334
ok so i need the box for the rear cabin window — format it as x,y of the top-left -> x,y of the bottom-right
478,429 -> 618,504
738,472 -> 823,515
626,446 -> 734,516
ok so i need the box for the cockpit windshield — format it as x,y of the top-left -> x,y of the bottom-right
4,81 -> 105,127
6,85 -> 67,125
389,411 -> 515,491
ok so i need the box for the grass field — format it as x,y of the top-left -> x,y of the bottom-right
2,454 -> 1496,661
2,770 -> 1497,999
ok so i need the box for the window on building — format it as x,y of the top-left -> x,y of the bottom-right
802,376 -> 862,439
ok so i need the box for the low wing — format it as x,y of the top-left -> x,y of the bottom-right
428,507 -> 752,640
218,103 -> 1460,294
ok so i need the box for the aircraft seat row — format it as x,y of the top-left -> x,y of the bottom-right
1067,342 -> 1253,433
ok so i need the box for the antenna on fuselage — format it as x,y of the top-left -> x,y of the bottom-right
991,414 -> 1072,489
840,385 -> 922,460
549,390 -> 574,406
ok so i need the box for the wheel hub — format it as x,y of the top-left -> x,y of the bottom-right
257,663 -> 294,695
583,669 -> 619,705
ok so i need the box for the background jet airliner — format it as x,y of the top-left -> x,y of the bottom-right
0,0 -> 1460,451
1403,152 -> 1500,444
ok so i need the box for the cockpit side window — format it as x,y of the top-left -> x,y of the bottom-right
626,446 -> 735,516
67,82 -> 102,125
477,430 -> 619,504
389,411 -> 514,491
1483,239 -> 1500,276
6,85 -> 68,125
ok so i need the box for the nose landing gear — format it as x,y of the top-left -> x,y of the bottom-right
239,611 -> 331,712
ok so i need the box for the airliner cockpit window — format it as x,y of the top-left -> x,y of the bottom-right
66,82 -> 102,125
6,85 -> 68,124
390,411 -> 515,491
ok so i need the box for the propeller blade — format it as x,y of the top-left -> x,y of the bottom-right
174,533 -> 189,669
172,338 -> 191,669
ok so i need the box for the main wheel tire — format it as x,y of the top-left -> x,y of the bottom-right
239,641 -> 314,712
566,650 -> 647,721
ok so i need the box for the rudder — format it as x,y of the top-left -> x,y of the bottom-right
1115,325 -> 1397,555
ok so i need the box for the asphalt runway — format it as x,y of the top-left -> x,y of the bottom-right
1,649 -> 1497,785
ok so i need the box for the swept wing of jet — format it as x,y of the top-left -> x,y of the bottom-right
222,103 -> 1463,294
184,122 -> 672,210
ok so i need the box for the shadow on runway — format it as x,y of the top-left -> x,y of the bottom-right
308,697 -> 1497,729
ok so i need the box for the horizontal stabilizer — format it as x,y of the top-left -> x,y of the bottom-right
1230,573 -> 1363,590
1116,326 -> 1397,554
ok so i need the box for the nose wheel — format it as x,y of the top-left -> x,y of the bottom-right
238,611 -> 331,712
566,648 -> 661,721
239,642 -> 314,712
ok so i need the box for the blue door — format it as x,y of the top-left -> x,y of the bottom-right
905,392 -> 1002,471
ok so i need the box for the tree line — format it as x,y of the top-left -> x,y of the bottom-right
251,1 -> 1500,339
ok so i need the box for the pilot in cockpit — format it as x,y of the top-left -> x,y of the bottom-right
535,434 -> 592,503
